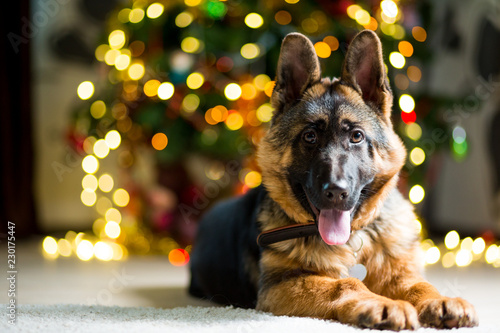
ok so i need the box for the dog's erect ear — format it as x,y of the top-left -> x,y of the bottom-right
272,33 -> 321,112
341,30 -> 392,116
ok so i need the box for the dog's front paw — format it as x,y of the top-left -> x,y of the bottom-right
417,297 -> 478,328
341,298 -> 419,331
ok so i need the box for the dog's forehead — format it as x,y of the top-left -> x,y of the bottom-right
301,81 -> 375,126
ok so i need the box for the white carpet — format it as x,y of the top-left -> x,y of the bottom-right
1,304 -> 498,333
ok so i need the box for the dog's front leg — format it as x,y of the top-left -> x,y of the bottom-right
256,273 -> 419,330
396,280 -> 479,328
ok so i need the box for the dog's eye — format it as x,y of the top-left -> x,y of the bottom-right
302,130 -> 317,144
350,130 -> 364,144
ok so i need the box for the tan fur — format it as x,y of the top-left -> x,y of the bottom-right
255,30 -> 478,330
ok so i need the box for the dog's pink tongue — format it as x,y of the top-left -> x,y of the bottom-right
318,209 -> 351,245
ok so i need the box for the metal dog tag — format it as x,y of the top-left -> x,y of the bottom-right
348,264 -> 367,281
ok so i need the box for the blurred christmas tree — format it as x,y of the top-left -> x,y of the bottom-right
40,0 -> 499,268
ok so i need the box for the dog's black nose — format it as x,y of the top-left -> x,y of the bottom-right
323,180 -> 349,202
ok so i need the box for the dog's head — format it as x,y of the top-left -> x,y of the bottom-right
257,30 -> 406,245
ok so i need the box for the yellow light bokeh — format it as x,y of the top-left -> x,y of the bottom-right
186,72 -> 205,89
158,82 -> 175,100
152,132 -> 168,150
354,9 -> 371,25
96,197 -> 112,215
90,100 -> 106,119
409,185 -> 425,204
57,239 -> 72,257
414,219 -> 422,233
118,8 -> 131,23
399,94 -> 415,113
82,174 -> 98,191
241,83 -> 257,100
111,243 -> 125,260
93,139 -> 110,159
210,105 -> 228,123
182,94 -> 200,113
129,8 -> 145,24
225,112 -> 244,130
98,174 -> 114,193
444,230 -> 460,250
76,240 -> 94,261
244,171 -> 262,188
486,245 -> 499,263
109,30 -> 126,50
43,236 -> 58,255
254,74 -> 270,91
77,81 -> 94,100
442,252 -> 455,268
105,208 -> 122,224
105,221 -> 121,239
264,81 -> 275,97
82,155 -> 99,174
245,13 -> 264,29
224,83 -> 242,100
410,147 -> 425,166
81,189 -> 97,207
240,43 -> 260,59
146,3 -> 164,19
104,49 -> 120,66
144,79 -> 161,97
412,26 -> 427,42
256,103 -> 273,122
461,237 -> 473,251
455,249 -> 473,267
113,188 -> 130,207
347,5 -> 361,19
95,44 -> 109,62
406,123 -> 422,141
105,130 -> 121,150
425,246 -> 440,265
181,37 -> 202,53
128,63 -> 145,80
94,241 -> 113,261
185,0 -> 202,6
314,41 -> 331,58
472,237 -> 486,254
285,0 -> 300,3
115,54 -> 131,71
380,0 -> 398,19
389,52 -> 405,69
175,12 -> 194,28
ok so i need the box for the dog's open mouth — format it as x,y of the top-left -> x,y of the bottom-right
304,191 -> 353,246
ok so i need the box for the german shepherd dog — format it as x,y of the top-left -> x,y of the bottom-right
189,30 -> 478,330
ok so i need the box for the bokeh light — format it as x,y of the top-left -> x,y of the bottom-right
76,240 -> 94,261
224,83 -> 242,100
158,82 -> 175,100
399,94 -> 415,113
389,52 -> 405,69
146,3 -> 164,19
241,43 -> 260,59
409,185 -> 425,204
82,174 -> 98,191
113,188 -> 130,207
109,30 -> 126,50
98,174 -> 114,193
410,147 -> 425,165
43,237 -> 58,255
77,81 -> 94,100
105,221 -> 121,239
93,139 -> 110,159
169,248 -> 190,266
405,123 -> 422,141
314,42 -> 331,58
444,230 -> 460,250
425,246 -> 440,265
152,133 -> 168,150
82,155 -> 99,174
412,26 -> 427,42
186,72 -> 204,89
245,13 -> 263,28
105,130 -> 121,149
